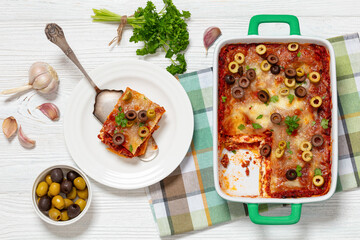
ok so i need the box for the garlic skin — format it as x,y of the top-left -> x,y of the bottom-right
0,62 -> 59,95
203,26 -> 222,55
18,126 -> 36,149
37,103 -> 60,121
2,116 -> 18,138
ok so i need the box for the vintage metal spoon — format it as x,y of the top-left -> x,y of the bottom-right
45,23 -> 158,162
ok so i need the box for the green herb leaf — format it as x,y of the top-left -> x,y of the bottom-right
141,137 -> 144,140
139,122 -> 145,127
114,130 -> 118,134
287,94 -> 295,104
270,95 -> 279,103
253,68 -> 256,71
222,96 -> 227,103
314,168 -> 322,176
322,96 -> 326,99
246,65 -> 250,70
238,124 -> 245,130
252,123 -> 262,129
311,121 -> 316,126
232,150 -> 236,154
297,52 -> 301,57
321,118 -> 329,129
256,114 -> 263,119
288,150 -> 293,154
129,145 -> 133,152
286,141 -> 290,149
270,129 -> 274,132
285,115 -> 300,135
296,165 -> 302,177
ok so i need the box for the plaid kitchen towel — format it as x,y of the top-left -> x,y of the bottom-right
146,33 -> 360,236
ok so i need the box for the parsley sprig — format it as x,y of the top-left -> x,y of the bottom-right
92,0 -> 191,75
115,107 -> 128,127
285,115 -> 300,135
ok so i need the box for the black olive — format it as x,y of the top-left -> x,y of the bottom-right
270,113 -> 282,124
285,68 -> 296,78
231,87 -> 245,99
260,144 -> 271,157
286,169 -> 297,180
125,110 -> 137,121
246,69 -> 256,81
270,65 -> 280,75
138,110 -> 148,122
257,90 -> 269,103
224,75 -> 235,85
295,86 -> 307,98
267,54 -> 279,65
311,134 -> 324,147
67,204 -> 81,219
67,171 -> 80,182
112,133 -> 125,145
61,180 -> 73,194
38,196 -> 51,211
238,66 -> 244,76
50,168 -> 64,183
237,77 -> 250,88
296,75 -> 306,83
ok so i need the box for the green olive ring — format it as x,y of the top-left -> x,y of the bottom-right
279,87 -> 290,96
122,91 -> 132,101
313,175 -> 324,187
147,109 -> 156,119
310,96 -> 322,108
234,53 -> 245,64
256,44 -> 267,55
228,61 -> 239,73
309,72 -> 321,83
300,141 -> 312,151
138,126 -> 150,138
302,151 -> 313,162
284,78 -> 296,88
260,60 -> 271,71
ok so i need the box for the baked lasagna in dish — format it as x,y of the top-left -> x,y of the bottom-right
98,87 -> 165,158
217,42 -> 332,198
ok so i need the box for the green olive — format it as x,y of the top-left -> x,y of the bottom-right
77,188 -> 88,199
61,210 -> 69,221
49,208 -> 61,221
146,109 -> 156,120
52,195 -> 65,210
48,182 -> 60,197
66,187 -> 77,200
45,174 -> 53,185
122,91 -> 132,101
64,198 -> 73,209
36,181 -> 48,197
75,198 -> 87,212
73,177 -> 86,191
138,126 -> 150,138
126,121 -> 134,128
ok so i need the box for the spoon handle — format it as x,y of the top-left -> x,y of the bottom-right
45,23 -> 101,93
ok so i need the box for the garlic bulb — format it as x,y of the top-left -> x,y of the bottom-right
18,126 -> 36,149
1,62 -> 59,95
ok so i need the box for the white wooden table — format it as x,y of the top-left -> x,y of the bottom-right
1,0 -> 360,239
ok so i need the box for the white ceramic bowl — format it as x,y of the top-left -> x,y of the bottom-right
32,165 -> 92,226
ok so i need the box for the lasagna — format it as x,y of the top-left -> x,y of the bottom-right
98,87 -> 165,158
217,42 -> 332,198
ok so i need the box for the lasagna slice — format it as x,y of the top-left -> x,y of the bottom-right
98,87 -> 165,158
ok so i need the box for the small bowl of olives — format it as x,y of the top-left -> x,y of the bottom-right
32,165 -> 92,225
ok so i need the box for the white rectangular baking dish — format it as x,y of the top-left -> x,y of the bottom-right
212,15 -> 338,224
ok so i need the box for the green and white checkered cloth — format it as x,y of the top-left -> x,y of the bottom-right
146,33 -> 360,236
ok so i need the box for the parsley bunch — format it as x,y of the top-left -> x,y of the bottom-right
92,0 -> 191,75
115,107 -> 128,127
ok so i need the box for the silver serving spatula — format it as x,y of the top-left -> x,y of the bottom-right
45,23 -> 158,162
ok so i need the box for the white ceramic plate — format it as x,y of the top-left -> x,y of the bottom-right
64,60 -> 194,189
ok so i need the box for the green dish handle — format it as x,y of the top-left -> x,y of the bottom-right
248,14 -> 301,35
248,203 -> 302,225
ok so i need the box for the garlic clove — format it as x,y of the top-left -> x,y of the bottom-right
2,116 -> 18,138
32,72 -> 52,90
38,75 -> 59,94
203,26 -> 222,55
18,126 -> 36,148
37,103 -> 60,121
